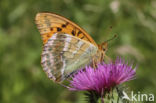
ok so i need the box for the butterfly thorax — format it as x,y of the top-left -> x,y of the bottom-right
91,42 -> 108,67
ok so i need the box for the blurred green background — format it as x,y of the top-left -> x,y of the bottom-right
0,0 -> 155,103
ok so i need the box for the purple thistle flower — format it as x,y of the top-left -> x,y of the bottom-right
69,58 -> 136,96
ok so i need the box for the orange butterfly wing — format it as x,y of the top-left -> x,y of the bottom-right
35,13 -> 98,46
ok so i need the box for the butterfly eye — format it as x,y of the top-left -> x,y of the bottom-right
103,48 -> 106,51
102,47 -> 108,52
101,42 -> 108,52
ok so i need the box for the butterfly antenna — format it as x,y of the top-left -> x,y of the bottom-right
104,34 -> 117,43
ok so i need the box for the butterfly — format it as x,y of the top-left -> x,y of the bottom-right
35,13 -> 108,83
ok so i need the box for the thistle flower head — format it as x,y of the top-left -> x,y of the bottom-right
69,58 -> 136,96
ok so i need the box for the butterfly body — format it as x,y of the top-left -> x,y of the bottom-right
35,13 -> 107,83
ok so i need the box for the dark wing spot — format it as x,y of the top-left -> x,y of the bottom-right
57,27 -> 62,31
81,36 -> 85,39
50,27 -> 53,31
71,30 -> 75,36
77,31 -> 82,36
62,24 -> 66,28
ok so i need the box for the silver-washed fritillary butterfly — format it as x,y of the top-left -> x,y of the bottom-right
35,13 -> 108,83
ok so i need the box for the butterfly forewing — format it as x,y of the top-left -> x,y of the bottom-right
41,33 -> 98,82
35,13 -> 97,46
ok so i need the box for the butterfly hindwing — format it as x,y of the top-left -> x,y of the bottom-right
41,33 -> 98,82
35,13 -> 97,46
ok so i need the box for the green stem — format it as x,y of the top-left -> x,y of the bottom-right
101,97 -> 104,103
101,89 -> 104,103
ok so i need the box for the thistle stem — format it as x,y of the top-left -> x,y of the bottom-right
101,97 -> 104,103
101,89 -> 104,103
116,87 -> 119,103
